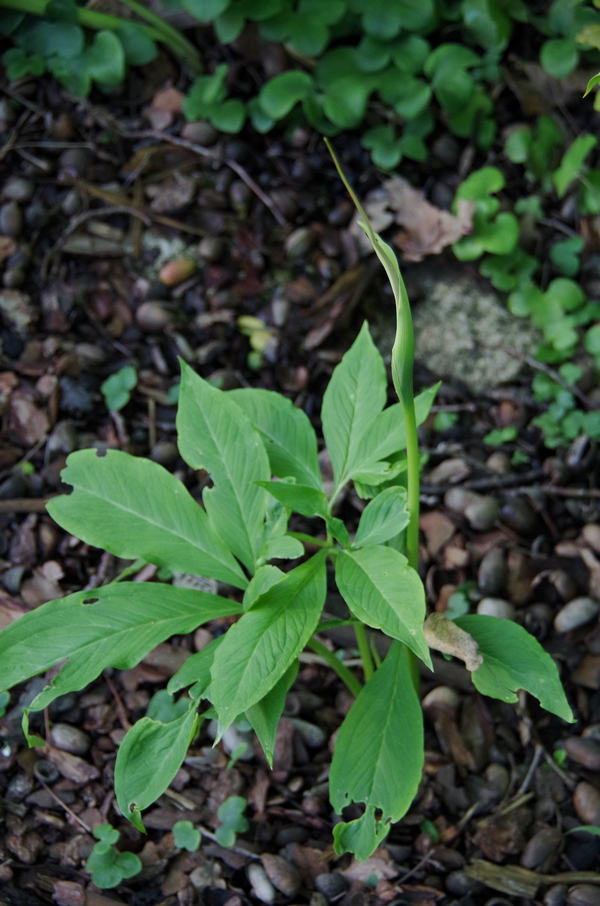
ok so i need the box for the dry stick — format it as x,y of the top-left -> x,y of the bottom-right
38,779 -> 93,833
121,128 -> 289,227
103,670 -> 132,732
421,468 -> 546,496
495,343 -> 594,410
0,109 -> 32,163
0,498 -> 54,513
41,205 -> 152,278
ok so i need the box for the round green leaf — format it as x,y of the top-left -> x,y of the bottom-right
182,0 -> 230,21
540,38 -> 578,79
259,71 -> 314,119
214,7 -> 245,42
356,36 -> 391,72
91,865 -> 122,890
248,97 -> 275,133
115,851 -> 142,879
461,0 -> 511,52
504,127 -> 531,164
173,820 -> 202,851
479,212 -> 519,256
546,277 -> 585,312
210,98 -> 246,132
393,80 -> 431,119
323,77 -> 371,128
585,323 -> 600,355
84,30 -> 125,86
288,13 -> 328,56
455,166 -> 505,202
116,22 -> 158,66
424,43 -> 480,78
23,20 -> 84,58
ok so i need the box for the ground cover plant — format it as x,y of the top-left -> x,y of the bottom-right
0,151 -> 574,862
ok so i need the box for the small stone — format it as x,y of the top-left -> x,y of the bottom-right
583,524 -> 600,554
285,227 -> 315,258
315,873 -> 348,900
445,870 -> 485,896
554,597 -> 599,633
521,826 -> 561,869
565,737 -> 600,772
501,495 -> 537,535
220,723 -> 254,760
574,781 -> 600,825
486,451 -> 512,473
229,180 -> 252,211
136,301 -> 174,332
58,148 -> 91,177
477,597 -> 516,620
261,853 -> 301,897
426,458 -> 470,485
248,863 -> 277,905
568,885 -> 600,906
159,258 -> 196,286
2,176 -> 34,203
3,266 -> 24,288
24,203 -> 49,229
50,723 -> 90,755
0,202 -> 23,236
465,496 -> 500,531
271,189 -> 298,220
545,886 -> 567,906
478,548 -> 507,595
291,719 -> 326,748
61,189 -> 81,217
150,441 -> 179,467
198,237 -> 225,263
181,122 -> 218,145
48,421 -> 79,456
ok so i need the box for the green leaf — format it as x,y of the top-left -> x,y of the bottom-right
246,660 -> 298,767
323,76 -> 373,128
330,642 -> 424,859
216,796 -> 248,847
173,820 -> 202,851
0,582 -> 239,714
585,323 -> 600,355
322,322 -> 387,491
100,365 -> 137,412
540,37 -> 579,79
115,850 -> 142,879
504,127 -> 531,163
84,30 -> 125,87
455,614 -> 574,722
211,551 -> 327,731
229,388 -> 322,489
288,13 -> 328,56
214,7 -> 245,42
550,236 -> 584,277
353,487 -> 410,548
115,703 -> 198,830
94,824 -> 120,845
362,125 -> 402,170
182,0 -> 231,21
210,98 -> 246,132
256,480 -> 328,518
22,20 -> 84,58
243,564 -> 285,610
584,72 -> 600,97
46,0 -> 78,22
168,636 -> 223,698
259,71 -> 314,119
336,547 -> 431,666
116,22 -> 158,66
462,0 -> 512,52
553,134 -> 597,198
177,362 -> 269,572
146,689 -> 191,723
478,212 -> 519,256
47,449 -> 248,589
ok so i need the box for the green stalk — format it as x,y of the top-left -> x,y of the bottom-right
307,638 -> 362,698
0,0 -> 202,73
354,624 -> 374,681
112,0 -> 202,72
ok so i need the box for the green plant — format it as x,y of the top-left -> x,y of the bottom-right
101,365 -> 138,414
452,167 -> 519,262
215,795 -> 249,847
0,0 -> 201,95
86,824 -> 142,889
531,367 -> 600,447
173,820 -> 202,851
182,63 -> 246,133
483,426 -> 517,445
0,160 -> 574,861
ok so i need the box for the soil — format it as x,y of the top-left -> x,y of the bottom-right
0,63 -> 600,906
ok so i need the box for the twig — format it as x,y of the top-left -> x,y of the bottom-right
494,345 -> 593,410
103,670 -> 132,732
398,850 -> 435,884
121,128 -> 289,227
0,498 -> 54,513
0,109 -> 31,163
38,779 -> 92,833
41,205 -> 151,278
513,743 -> 544,799
421,469 -> 545,496
506,485 -> 600,499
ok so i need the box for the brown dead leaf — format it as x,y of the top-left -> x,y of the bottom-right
150,173 -> 196,213
142,86 -> 183,131
424,613 -> 483,671
420,511 -> 455,556
0,289 -> 37,334
52,880 -> 85,906
9,388 -> 50,446
45,745 -> 100,783
21,560 -> 64,608
0,236 -> 17,262
385,179 -> 473,261
342,851 -> 398,882
473,806 -> 531,863
0,371 -> 18,414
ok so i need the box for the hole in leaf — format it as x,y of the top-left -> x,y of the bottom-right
82,597 -> 99,605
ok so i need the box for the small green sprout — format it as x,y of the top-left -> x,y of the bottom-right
173,820 -> 201,851
483,427 -> 517,446
86,824 -> 142,889
101,365 -> 137,413
215,796 -> 249,848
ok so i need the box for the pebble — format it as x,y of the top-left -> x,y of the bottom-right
315,872 -> 348,900
248,863 -> 277,905
3,267 -> 24,288
291,718 -> 326,748
427,457 -> 470,485
564,736 -> 600,771
58,148 -> 91,178
24,202 -> 49,230
33,760 -> 59,783
584,523 -> 600,554
284,227 -> 315,258
501,495 -> 537,535
6,773 -> 35,802
271,188 -> 298,220
565,830 -> 600,870
61,189 -> 81,217
478,548 -> 507,595
2,176 -> 34,203
260,854 -> 300,897
445,869 -> 485,896
198,237 -> 225,263
520,826 -> 561,869
0,202 -> 23,236
136,301 -> 174,332
150,441 -> 179,467
573,781 -> 600,825
220,723 -> 254,760
181,121 -> 218,145
545,886 -> 567,906
229,180 -> 252,211
48,421 -> 79,456
486,451 -> 512,473
554,597 -> 599,633
477,597 -> 516,620
444,488 -> 499,531
50,723 -> 90,755
568,886 -> 600,906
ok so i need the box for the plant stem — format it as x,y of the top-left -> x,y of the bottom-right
354,623 -> 374,681
402,397 -> 420,573
307,638 -> 362,698
114,0 -> 202,72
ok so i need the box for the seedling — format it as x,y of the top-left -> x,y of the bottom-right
452,167 -> 519,261
86,824 -> 142,890
182,63 -> 246,133
483,426 -> 517,446
173,820 -> 202,851
215,796 -> 249,848
0,154 -> 573,860
100,365 -> 137,413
